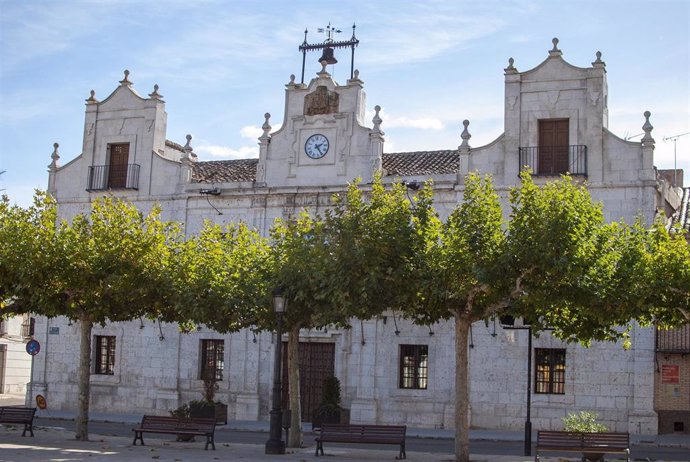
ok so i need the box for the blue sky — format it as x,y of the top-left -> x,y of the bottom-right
1,0 -> 688,206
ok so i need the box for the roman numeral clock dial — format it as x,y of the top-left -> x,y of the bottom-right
304,134 -> 329,159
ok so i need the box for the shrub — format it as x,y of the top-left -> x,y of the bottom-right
562,411 -> 608,432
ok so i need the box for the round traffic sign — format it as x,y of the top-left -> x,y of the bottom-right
26,339 -> 40,356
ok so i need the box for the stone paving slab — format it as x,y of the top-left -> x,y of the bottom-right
0,425 -> 598,462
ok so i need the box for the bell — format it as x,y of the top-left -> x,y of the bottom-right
318,47 -> 338,65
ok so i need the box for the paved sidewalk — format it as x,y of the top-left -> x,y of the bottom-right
0,425 -> 626,462
1,393 -> 689,461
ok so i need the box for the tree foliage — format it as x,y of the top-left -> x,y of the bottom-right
0,193 -> 181,440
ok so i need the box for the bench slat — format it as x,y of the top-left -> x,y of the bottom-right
536,430 -> 630,462
316,424 -> 407,459
132,415 -> 216,450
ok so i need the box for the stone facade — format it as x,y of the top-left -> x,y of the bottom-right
34,38 -> 683,434
0,315 -> 32,396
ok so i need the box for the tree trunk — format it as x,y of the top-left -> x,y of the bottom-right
75,317 -> 93,441
454,312 -> 471,462
287,325 -> 302,447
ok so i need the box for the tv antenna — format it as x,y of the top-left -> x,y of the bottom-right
662,132 -> 689,187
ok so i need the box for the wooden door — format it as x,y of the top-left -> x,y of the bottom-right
108,143 -> 129,188
282,342 -> 335,421
538,119 -> 569,175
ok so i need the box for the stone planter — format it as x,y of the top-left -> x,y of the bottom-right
189,402 -> 227,425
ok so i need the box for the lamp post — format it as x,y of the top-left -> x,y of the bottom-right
500,318 -> 533,456
265,287 -> 287,455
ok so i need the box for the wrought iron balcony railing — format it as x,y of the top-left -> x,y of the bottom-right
519,145 -> 587,177
21,318 -> 34,338
656,324 -> 690,353
87,164 -> 140,191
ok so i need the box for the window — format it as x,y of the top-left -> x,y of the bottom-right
200,339 -> 224,381
399,344 -> 428,389
95,336 -> 116,375
535,348 -> 566,394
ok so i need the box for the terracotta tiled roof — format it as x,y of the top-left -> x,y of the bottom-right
190,150 -> 460,184
382,150 -> 459,176
192,159 -> 258,183
165,139 -> 185,152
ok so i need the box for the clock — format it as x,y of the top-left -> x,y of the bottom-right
304,134 -> 329,159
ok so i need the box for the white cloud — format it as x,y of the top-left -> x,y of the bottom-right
195,144 -> 258,160
240,125 -> 263,139
366,108 -> 444,131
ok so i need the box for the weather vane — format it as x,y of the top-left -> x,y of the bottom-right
299,22 -> 359,84
317,22 -> 341,43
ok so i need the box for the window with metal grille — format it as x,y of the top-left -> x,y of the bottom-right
399,344 -> 428,389
535,348 -> 566,394
200,339 -> 224,381
94,336 -> 116,375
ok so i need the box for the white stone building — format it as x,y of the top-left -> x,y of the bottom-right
33,38 -> 686,434
0,315 -> 33,397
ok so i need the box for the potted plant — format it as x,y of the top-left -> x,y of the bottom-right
188,377 -> 228,424
562,410 -> 608,462
312,376 -> 347,430
169,403 -> 195,441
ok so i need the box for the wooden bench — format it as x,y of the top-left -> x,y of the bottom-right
0,406 -> 36,437
315,423 -> 407,459
131,415 -> 216,450
535,430 -> 630,462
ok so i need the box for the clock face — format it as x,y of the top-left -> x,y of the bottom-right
304,134 -> 329,159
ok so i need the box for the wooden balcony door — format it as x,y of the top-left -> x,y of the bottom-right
108,143 -> 129,188
538,119 -> 569,175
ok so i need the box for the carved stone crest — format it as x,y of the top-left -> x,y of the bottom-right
304,85 -> 339,116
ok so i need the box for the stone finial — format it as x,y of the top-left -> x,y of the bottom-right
289,74 -> 295,85
372,105 -> 383,132
85,89 -> 98,104
348,69 -> 363,86
119,69 -> 132,86
592,50 -> 606,67
504,57 -> 517,74
460,120 -> 471,149
182,134 -> 197,159
148,84 -> 163,99
48,142 -> 60,170
261,113 -> 271,137
641,111 -> 655,144
549,37 -> 562,57
318,60 -> 330,78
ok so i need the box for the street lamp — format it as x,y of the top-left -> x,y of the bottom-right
500,316 -> 533,457
265,287 -> 288,455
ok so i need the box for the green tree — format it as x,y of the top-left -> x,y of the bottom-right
0,194 -> 180,441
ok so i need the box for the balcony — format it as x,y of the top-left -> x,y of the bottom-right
656,324 -> 690,353
21,318 -> 34,338
519,145 -> 587,177
87,164 -> 140,191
